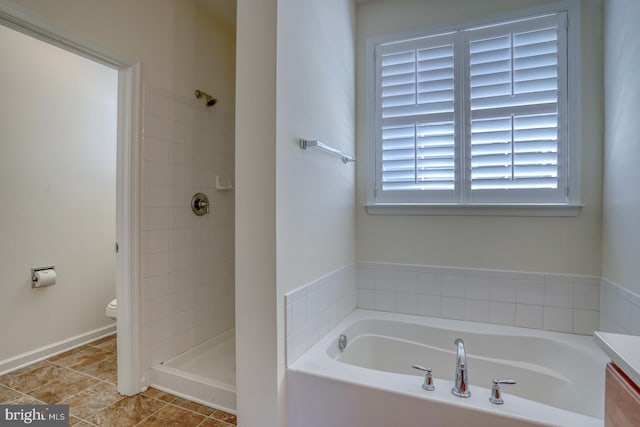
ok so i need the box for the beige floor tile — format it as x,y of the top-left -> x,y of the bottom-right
60,381 -> 124,419
89,336 -> 117,354
0,362 -> 69,393
29,371 -> 99,404
68,415 -> 84,426
199,418 -> 235,427
170,396 -> 216,416
0,384 -> 21,403
137,403 -> 206,426
0,335 -> 237,427
6,394 -> 45,405
74,355 -> 117,380
85,394 -> 166,427
49,346 -> 113,370
211,409 -> 237,424
142,387 -> 178,403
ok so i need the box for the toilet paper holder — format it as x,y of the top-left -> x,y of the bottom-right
31,266 -> 56,288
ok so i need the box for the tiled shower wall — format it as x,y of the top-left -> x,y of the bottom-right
142,86 -> 235,366
355,262 -> 601,336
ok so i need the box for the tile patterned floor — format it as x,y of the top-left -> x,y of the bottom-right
0,335 -> 237,426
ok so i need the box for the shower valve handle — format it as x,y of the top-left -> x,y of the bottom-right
191,193 -> 210,216
196,199 -> 209,212
411,364 -> 435,391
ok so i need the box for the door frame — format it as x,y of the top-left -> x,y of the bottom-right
0,1 -> 144,396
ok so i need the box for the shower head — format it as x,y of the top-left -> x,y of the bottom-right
195,89 -> 217,107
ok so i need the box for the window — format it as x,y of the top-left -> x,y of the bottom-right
367,6 -> 580,214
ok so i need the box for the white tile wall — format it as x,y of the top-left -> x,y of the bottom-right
356,262 -> 601,336
285,265 -> 355,365
599,278 -> 640,336
142,86 -> 235,366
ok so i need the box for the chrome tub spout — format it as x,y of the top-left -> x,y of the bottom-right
452,338 -> 470,397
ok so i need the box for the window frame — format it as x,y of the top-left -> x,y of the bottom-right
365,0 -> 582,217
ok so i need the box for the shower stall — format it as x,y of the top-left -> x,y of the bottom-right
152,331 -> 236,411
144,83 -> 237,412
141,1 -> 237,412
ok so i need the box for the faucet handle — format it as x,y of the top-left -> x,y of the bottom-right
489,379 -> 516,404
411,364 -> 435,391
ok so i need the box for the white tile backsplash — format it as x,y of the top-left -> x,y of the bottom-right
396,271 -> 419,294
464,298 -> 490,323
516,280 -> 545,305
490,277 -> 517,303
375,269 -> 395,291
543,306 -> 573,333
285,265 -> 355,365
441,275 -> 465,297
356,289 -> 374,310
464,276 -> 491,300
544,281 -> 574,308
356,262 -> 602,336
374,290 -> 396,312
441,296 -> 465,320
490,301 -> 516,325
600,278 -> 640,336
418,273 -> 441,295
417,294 -> 440,317
515,303 -> 544,329
356,267 -> 375,290
574,284 -> 600,310
573,309 -> 599,335
396,292 -> 418,315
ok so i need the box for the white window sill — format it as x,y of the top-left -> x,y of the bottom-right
365,203 -> 583,217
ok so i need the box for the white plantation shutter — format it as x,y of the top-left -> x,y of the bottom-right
375,33 -> 459,203
465,14 -> 568,203
371,12 -> 570,206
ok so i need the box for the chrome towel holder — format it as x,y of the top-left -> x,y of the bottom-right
299,139 -> 355,164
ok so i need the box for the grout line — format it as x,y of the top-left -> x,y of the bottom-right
77,417 -> 98,427
132,397 -> 171,426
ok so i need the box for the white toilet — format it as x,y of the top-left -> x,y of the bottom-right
105,299 -> 117,320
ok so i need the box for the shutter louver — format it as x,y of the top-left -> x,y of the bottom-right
378,37 -> 456,193
468,22 -> 562,192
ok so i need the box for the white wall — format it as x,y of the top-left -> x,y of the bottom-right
235,0 -> 278,425
601,0 -> 640,295
0,24 -> 117,362
276,0 -> 356,295
276,0 -> 356,421
356,0 -> 604,276
235,0 -> 356,425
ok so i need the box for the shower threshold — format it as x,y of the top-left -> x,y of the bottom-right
150,329 -> 236,413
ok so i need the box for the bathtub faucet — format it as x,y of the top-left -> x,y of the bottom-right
451,338 -> 471,398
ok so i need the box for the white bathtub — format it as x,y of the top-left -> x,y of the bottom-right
287,310 -> 608,427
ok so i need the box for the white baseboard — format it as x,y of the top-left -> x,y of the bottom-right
0,323 -> 116,375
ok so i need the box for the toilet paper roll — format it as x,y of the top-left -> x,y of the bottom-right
34,269 -> 56,287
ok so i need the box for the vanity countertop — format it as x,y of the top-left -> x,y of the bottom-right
594,331 -> 640,386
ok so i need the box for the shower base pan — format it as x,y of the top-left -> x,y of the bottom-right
150,329 -> 236,413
